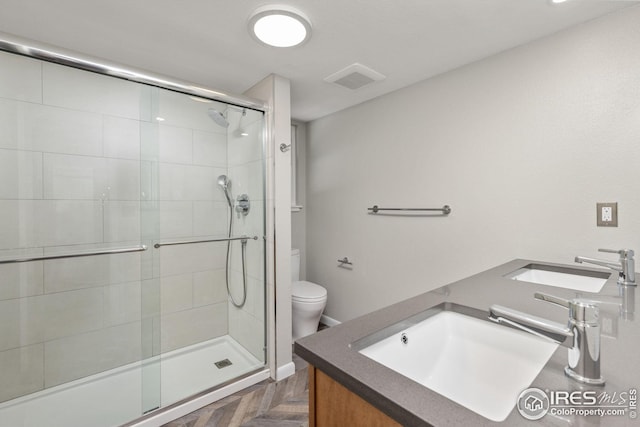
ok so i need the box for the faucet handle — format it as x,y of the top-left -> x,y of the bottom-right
599,248 -> 635,259
535,292 -> 599,325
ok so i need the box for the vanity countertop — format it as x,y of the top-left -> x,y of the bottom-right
294,259 -> 640,426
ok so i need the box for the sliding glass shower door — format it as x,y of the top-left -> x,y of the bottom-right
148,87 -> 267,408
0,46 -> 266,427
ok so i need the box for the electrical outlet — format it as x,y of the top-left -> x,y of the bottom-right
597,202 -> 618,227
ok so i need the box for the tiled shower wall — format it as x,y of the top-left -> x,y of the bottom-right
226,112 -> 266,361
0,50 -> 264,404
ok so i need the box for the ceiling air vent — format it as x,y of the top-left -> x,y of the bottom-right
324,63 -> 385,90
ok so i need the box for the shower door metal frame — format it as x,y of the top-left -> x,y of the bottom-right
0,32 -> 267,112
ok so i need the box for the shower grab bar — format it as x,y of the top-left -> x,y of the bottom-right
0,245 -> 148,264
368,205 -> 452,214
154,235 -> 259,249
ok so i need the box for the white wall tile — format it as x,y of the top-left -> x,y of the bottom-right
160,303 -> 227,353
193,130 -> 226,167
0,298 -> 41,351
193,201 -> 228,237
140,243 -> 155,280
228,271 -> 264,322
0,51 -> 42,103
0,149 -> 43,199
140,122 -> 160,162
189,165 -> 222,201
0,200 -> 38,249
159,243 -> 226,277
0,100 -> 103,156
40,288 -> 104,342
44,251 -> 141,293
228,306 -> 264,362
226,268 -> 247,308
158,163 -> 190,201
227,119 -> 264,167
0,287 -> 104,351
44,322 -> 142,387
193,269 -> 227,307
103,116 -> 141,160
0,344 -> 44,403
103,282 -> 142,327
141,278 -> 161,321
30,104 -> 103,156
43,153 -> 104,200
228,160 -> 265,202
160,273 -> 193,314
43,63 -> 150,121
105,158 -> 140,201
140,201 -> 158,242
0,99 -> 24,150
0,260 -> 43,301
140,160 -> 157,204
229,237 -> 264,282
44,155 -> 139,201
104,201 -> 141,243
159,163 -> 225,202
39,201 -> 103,247
158,124 -> 192,164
158,201 -> 192,239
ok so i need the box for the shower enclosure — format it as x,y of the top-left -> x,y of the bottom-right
0,39 -> 267,427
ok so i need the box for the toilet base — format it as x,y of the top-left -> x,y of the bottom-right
292,299 -> 326,340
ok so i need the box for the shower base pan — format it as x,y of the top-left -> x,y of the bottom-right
0,336 -> 264,427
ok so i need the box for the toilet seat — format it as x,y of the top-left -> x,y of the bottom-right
293,280 -> 327,303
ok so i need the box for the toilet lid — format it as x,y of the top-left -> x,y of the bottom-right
292,280 -> 327,302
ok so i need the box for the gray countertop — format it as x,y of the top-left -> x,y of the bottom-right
294,259 -> 640,426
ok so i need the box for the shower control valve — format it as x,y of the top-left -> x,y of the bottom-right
236,194 -> 250,217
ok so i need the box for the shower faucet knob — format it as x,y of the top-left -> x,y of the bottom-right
236,194 -> 250,217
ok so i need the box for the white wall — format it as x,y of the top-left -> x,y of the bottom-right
291,122 -> 307,280
244,74 -> 294,381
306,6 -> 640,322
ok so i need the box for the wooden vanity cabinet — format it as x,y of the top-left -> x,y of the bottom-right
308,365 -> 402,427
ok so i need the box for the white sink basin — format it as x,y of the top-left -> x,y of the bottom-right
356,308 -> 558,422
507,263 -> 610,293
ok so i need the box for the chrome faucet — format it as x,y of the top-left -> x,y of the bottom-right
489,292 -> 604,385
575,248 -> 636,286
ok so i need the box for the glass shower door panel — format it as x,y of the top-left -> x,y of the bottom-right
152,89 -> 267,406
0,50 -> 159,427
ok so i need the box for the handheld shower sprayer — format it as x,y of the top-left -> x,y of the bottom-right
217,175 -> 233,208
216,174 -> 248,308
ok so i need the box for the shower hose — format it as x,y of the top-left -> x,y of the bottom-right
225,207 -> 248,308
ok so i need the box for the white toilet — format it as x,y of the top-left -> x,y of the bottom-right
291,248 -> 328,340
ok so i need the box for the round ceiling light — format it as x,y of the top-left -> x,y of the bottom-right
248,5 -> 312,48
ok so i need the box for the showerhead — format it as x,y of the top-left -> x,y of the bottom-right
217,174 -> 230,190
217,175 -> 233,208
208,108 -> 230,128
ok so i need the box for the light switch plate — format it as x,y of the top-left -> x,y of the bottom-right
597,202 -> 618,227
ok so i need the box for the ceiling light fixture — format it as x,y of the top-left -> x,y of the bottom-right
248,5 -> 312,48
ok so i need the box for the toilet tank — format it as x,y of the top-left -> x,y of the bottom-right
291,248 -> 300,282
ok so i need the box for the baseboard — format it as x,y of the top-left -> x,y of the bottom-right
275,361 -> 295,381
320,314 -> 341,327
